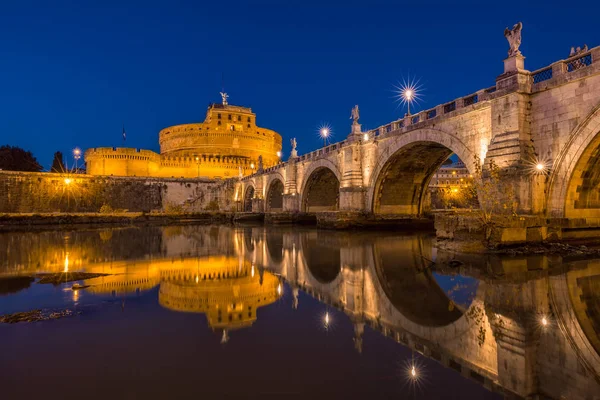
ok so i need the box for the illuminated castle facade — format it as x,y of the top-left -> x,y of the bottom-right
84,96 -> 282,179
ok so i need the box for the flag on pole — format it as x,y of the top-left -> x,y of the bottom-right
122,125 -> 126,142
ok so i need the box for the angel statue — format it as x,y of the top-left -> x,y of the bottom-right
291,137 -> 297,152
504,22 -> 523,57
220,91 -> 229,106
350,105 -> 360,125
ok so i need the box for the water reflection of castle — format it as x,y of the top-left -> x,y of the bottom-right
3,225 -> 600,399
159,256 -> 280,342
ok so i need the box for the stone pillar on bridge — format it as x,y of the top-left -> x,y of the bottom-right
283,154 -> 300,212
340,127 -> 366,211
252,175 -> 265,212
485,44 -> 537,214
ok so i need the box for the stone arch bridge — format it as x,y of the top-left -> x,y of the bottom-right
236,45 -> 600,222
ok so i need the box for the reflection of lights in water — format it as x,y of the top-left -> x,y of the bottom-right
540,315 -> 550,328
400,355 -> 426,391
251,264 -> 255,278
64,252 -> 70,273
195,275 -> 199,284
73,288 -> 79,301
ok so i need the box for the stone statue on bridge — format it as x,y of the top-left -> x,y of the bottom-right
504,22 -> 523,57
350,105 -> 362,136
350,105 -> 360,125
290,138 -> 298,158
257,155 -> 264,172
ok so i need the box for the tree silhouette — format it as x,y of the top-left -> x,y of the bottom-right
0,145 -> 42,172
51,151 -> 66,172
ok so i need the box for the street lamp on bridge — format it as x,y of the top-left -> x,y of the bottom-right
320,127 -> 329,147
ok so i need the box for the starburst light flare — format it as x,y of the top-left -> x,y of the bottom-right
393,76 -> 424,116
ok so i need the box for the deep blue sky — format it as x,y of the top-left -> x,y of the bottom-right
1,0 -> 598,169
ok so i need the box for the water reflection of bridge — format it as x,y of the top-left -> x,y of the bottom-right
240,227 -> 600,399
2,225 -> 599,399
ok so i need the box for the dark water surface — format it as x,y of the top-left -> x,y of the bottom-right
0,225 -> 599,399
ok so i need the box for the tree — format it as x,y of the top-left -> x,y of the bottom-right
0,145 -> 42,172
51,151 -> 66,173
471,155 -> 518,241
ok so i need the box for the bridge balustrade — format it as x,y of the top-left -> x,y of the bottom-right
532,67 -> 553,83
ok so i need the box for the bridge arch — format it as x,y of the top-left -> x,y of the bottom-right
300,159 -> 342,212
265,176 -> 285,212
548,105 -> 600,218
243,184 -> 255,212
366,129 -> 476,215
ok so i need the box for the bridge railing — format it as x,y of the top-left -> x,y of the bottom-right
531,46 -> 598,89
366,86 -> 487,139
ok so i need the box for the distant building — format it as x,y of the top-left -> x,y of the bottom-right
429,160 -> 472,188
85,98 -> 282,179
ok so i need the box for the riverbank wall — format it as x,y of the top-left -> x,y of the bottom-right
435,211 -> 600,248
0,171 -> 234,213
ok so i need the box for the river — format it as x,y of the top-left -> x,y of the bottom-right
0,225 -> 598,399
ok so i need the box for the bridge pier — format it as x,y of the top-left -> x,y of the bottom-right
251,198 -> 264,213
339,187 -> 365,211
282,193 -> 299,212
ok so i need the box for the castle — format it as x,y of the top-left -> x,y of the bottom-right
84,95 -> 283,179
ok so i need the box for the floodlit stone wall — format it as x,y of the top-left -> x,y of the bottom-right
0,170 -> 232,213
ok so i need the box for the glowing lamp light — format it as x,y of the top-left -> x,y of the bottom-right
250,163 -> 255,170
394,76 -> 423,116
536,163 -> 545,171
277,283 -> 282,296
324,312 -> 330,326
320,128 -> 329,138
452,188 -> 459,193
411,366 -> 417,378
64,178 -> 72,185
363,133 -> 369,141
195,275 -> 199,284
276,151 -> 281,158
541,316 -> 548,327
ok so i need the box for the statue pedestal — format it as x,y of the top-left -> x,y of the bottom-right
347,123 -> 362,141
504,54 -> 526,74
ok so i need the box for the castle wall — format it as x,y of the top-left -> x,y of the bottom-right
0,171 -> 232,213
85,147 -> 266,179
